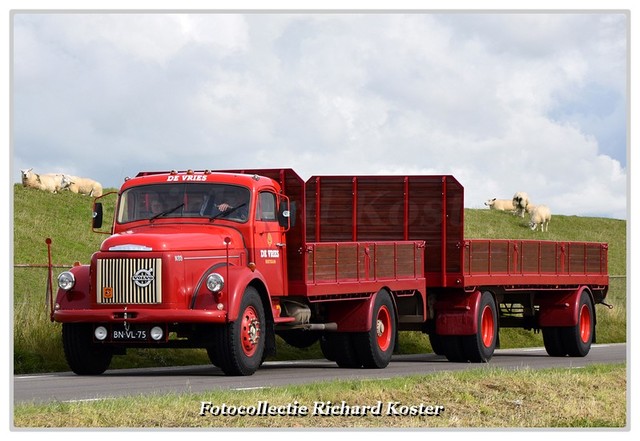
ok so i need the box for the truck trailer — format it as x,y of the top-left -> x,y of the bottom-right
50,169 -> 609,376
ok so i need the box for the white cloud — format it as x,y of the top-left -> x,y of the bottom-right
11,12 -> 628,219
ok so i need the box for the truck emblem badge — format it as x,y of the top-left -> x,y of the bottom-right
132,268 -> 154,287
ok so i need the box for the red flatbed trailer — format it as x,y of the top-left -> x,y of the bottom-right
50,169 -> 608,376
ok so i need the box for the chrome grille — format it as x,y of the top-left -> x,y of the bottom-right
96,258 -> 162,304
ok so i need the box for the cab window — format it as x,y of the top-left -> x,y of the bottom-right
256,191 -> 277,222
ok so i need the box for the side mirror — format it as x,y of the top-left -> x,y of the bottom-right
93,202 -> 103,229
278,199 -> 296,230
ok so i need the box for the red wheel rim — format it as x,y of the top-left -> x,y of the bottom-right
240,305 -> 260,357
480,305 -> 495,348
376,305 -> 392,352
579,303 -> 592,344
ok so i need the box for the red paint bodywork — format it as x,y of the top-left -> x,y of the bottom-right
52,169 -> 608,343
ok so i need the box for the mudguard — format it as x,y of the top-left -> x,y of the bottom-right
54,264 -> 92,310
326,289 -> 396,332
434,289 -> 482,336
537,287 -> 589,327
223,266 -> 270,322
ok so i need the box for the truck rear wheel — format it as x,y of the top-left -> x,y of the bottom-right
355,290 -> 396,368
212,287 -> 266,376
62,323 -> 113,375
326,333 -> 361,368
462,291 -> 498,362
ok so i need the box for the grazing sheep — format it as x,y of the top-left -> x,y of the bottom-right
512,192 -> 530,218
20,168 -> 66,193
529,205 -> 551,232
484,198 -> 515,212
64,175 -> 103,197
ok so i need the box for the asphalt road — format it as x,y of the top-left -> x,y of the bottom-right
13,343 -> 626,405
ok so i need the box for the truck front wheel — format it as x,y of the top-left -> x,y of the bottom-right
62,323 -> 113,375
212,287 -> 266,376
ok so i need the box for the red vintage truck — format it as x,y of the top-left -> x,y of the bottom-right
50,169 -> 609,376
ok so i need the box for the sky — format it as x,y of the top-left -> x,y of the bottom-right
9,8 -> 630,220
3,2 -> 638,437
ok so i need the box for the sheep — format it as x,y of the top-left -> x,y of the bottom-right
64,175 -> 103,197
20,168 -> 66,193
529,205 -> 551,232
484,198 -> 515,212
512,191 -> 530,218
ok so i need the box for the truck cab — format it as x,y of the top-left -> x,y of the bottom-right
55,170 -> 292,376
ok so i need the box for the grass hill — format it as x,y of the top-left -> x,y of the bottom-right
12,184 -> 627,373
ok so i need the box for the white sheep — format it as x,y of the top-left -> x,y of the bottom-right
20,168 -> 66,193
484,198 -> 515,212
64,175 -> 103,197
529,205 -> 551,232
512,191 -> 530,218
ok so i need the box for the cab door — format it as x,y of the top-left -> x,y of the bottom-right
253,190 -> 287,295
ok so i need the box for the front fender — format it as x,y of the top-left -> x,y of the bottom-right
54,264 -> 92,311
224,267 -> 270,322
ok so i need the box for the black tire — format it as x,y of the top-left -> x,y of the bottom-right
319,334 -> 336,362
325,332 -> 361,368
443,335 -> 467,362
428,333 -> 446,356
560,290 -> 594,357
211,287 -> 266,376
542,327 -> 567,357
355,290 -> 396,369
62,323 -> 113,375
278,330 -> 320,349
462,291 -> 498,362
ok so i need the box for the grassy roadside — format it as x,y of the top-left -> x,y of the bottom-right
12,185 -> 627,374
11,185 -> 629,430
13,363 -> 627,428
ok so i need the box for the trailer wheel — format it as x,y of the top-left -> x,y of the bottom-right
212,287 -> 266,376
429,333 -> 446,356
561,290 -> 594,357
355,290 -> 397,369
443,335 -> 467,362
542,327 -> 567,356
462,291 -> 498,362
62,323 -> 113,375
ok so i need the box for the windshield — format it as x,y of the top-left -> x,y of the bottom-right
117,183 -> 251,224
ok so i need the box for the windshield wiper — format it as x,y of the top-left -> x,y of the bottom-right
150,203 -> 184,222
209,203 -> 246,222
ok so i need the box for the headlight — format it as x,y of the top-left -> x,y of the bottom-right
206,273 -> 224,293
57,271 -> 76,291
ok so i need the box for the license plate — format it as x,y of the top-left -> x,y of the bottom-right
111,324 -> 149,341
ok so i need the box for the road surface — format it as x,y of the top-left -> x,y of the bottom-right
13,343 -> 626,404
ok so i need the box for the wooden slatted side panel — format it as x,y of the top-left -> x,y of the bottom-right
305,241 -> 424,285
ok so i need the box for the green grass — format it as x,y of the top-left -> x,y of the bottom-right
12,184 -> 627,374
13,363 -> 626,428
